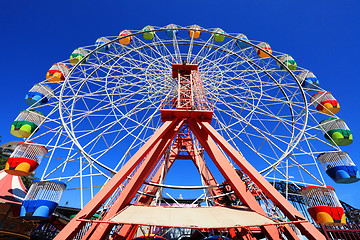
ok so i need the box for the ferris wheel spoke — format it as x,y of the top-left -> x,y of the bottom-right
66,86 -> 167,161
209,86 -> 296,132
112,109 -> 162,171
210,96 -> 299,164
212,107 -> 287,160
189,37 -> 214,64
265,154 -> 325,186
147,34 -> 177,64
212,114 -> 276,167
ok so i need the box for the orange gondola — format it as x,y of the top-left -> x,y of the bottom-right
119,30 -> 132,45
310,91 -> 340,115
189,24 -> 201,39
256,42 -> 272,58
46,63 -> 70,83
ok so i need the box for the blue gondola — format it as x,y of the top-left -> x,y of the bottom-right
165,24 -> 178,39
235,33 -> 249,49
318,152 -> 360,184
95,37 -> 111,52
25,84 -> 54,107
20,180 -> 66,220
326,165 -> 360,183
297,71 -> 319,90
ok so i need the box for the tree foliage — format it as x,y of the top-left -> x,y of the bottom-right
0,149 -> 8,170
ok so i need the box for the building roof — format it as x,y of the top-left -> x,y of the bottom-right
0,141 -> 21,157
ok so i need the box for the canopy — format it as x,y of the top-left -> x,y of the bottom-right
0,170 -> 27,204
111,205 -> 274,229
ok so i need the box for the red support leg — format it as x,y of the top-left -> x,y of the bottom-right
113,141 -> 180,239
54,119 -> 181,240
183,139 -> 223,199
282,224 -> 302,240
198,121 -> 325,240
229,228 -> 240,240
236,227 -> 257,240
137,140 -> 179,205
260,225 -> 284,240
88,119 -> 184,240
82,140 -> 167,240
124,225 -> 138,240
188,120 -> 283,240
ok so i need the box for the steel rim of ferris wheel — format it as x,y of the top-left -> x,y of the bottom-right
23,25 -> 341,207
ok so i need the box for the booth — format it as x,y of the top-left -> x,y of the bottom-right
189,24 -> 201,39
212,28 -> 225,43
69,48 -> 89,66
256,42 -> 272,58
235,33 -> 249,49
319,118 -> 353,146
95,37 -> 111,52
46,63 -> 70,83
277,54 -> 297,71
296,71 -> 319,90
165,24 -> 178,39
119,30 -> 132,45
142,26 -> 155,40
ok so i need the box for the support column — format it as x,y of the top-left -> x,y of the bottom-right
115,141 -> 180,239
198,121 -> 325,240
54,119 -> 182,240
88,120 -> 184,240
188,120 -> 284,240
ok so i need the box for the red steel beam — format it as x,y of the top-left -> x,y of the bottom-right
88,119 -> 185,239
188,120 -> 285,240
53,119 -> 181,240
115,141 -> 181,239
116,130 -> 220,239
198,121 -> 325,240
182,139 -> 223,199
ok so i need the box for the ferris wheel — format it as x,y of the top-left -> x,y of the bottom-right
10,24 -> 357,210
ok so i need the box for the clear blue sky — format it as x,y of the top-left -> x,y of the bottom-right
1,1 -> 360,207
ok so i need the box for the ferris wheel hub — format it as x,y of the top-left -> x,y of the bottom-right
161,62 -> 213,122
160,109 -> 213,122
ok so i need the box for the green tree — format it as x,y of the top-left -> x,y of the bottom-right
0,149 -> 7,170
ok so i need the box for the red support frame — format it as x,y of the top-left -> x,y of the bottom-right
114,126 -> 222,240
53,119 -> 183,240
88,122 -> 184,240
54,63 -> 326,240
195,121 -> 326,240
188,120 -> 286,240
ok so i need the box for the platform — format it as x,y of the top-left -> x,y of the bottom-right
111,205 -> 274,229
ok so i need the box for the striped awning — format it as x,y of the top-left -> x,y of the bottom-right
111,205 -> 274,229
0,170 -> 27,204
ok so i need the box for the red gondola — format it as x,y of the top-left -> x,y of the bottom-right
310,91 -> 340,115
300,186 -> 346,225
5,142 -> 47,176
